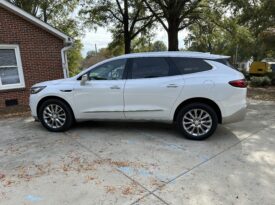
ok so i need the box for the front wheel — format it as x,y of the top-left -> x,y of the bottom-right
176,103 -> 218,140
38,99 -> 74,132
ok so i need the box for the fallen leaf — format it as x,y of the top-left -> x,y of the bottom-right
0,173 -> 5,180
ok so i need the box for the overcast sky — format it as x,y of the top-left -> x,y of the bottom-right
81,28 -> 188,57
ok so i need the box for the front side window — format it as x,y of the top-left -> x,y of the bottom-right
0,45 -> 25,90
131,57 -> 170,79
171,58 -> 212,74
88,59 -> 126,80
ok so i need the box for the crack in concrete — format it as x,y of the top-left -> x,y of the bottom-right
148,123 -> 274,201
65,122 -> 273,205
64,132 -> 170,205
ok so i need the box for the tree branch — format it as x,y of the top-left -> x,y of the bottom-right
142,0 -> 168,31
129,8 -> 141,33
131,17 -> 155,39
106,8 -> 124,23
115,0 -> 124,16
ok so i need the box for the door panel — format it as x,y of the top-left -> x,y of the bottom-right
124,76 -> 184,120
124,57 -> 184,120
74,80 -> 125,119
73,59 -> 127,120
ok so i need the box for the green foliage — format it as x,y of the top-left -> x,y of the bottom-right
50,18 -> 84,75
250,76 -> 271,87
151,41 -> 167,51
142,0 -> 203,51
9,0 -> 83,76
38,0 -> 78,23
132,30 -> 154,52
79,0 -> 154,53
8,0 -> 39,15
9,0 -> 275,69
240,69 -> 250,81
219,0 -> 275,60
67,40 -> 83,76
185,0 -> 254,61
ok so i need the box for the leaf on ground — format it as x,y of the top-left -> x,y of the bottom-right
0,173 -> 5,180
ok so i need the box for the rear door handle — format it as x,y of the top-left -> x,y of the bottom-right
167,84 -> 178,88
110,85 -> 120,90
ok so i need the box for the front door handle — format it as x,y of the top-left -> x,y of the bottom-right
110,85 -> 120,90
167,84 -> 178,88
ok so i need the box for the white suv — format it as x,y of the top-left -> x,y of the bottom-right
29,52 -> 247,140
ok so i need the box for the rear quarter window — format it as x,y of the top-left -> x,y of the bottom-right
211,58 -> 237,69
171,58 -> 212,74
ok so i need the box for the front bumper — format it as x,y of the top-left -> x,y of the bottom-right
29,94 -> 39,118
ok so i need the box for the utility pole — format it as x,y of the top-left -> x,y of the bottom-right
235,44 -> 239,66
95,44 -> 98,56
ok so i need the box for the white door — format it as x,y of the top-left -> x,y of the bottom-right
124,57 -> 184,120
74,59 -> 127,119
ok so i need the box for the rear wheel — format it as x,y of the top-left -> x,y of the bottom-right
38,99 -> 74,132
176,103 -> 218,140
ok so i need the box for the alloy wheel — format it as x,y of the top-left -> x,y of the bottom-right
43,104 -> 66,129
182,109 -> 213,137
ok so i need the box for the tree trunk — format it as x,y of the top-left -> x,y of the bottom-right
168,26 -> 179,51
124,32 -> 131,54
123,0 -> 131,54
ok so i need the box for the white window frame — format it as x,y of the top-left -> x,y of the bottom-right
0,44 -> 25,90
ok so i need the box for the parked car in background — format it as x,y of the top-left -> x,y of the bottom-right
29,52 -> 247,140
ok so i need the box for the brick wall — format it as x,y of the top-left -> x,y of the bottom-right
0,7 -> 64,108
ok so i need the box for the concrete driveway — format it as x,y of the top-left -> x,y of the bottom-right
0,100 -> 275,205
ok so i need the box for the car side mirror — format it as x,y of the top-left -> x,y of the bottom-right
80,74 -> 88,86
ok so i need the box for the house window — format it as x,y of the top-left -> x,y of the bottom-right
0,45 -> 25,90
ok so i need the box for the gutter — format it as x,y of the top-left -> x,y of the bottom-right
61,39 -> 73,78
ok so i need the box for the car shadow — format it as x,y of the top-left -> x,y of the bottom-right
70,120 -> 240,143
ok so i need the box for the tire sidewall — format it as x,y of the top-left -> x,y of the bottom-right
177,103 -> 218,140
38,99 -> 73,132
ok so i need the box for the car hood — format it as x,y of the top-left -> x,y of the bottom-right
32,78 -> 71,87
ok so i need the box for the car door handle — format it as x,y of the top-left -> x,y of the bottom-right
166,84 -> 178,88
110,85 -> 121,90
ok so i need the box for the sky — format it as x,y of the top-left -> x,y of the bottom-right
81,28 -> 188,57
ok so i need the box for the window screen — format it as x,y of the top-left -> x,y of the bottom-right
171,58 -> 212,74
131,57 -> 170,79
0,49 -> 20,85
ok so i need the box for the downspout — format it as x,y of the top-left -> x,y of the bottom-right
61,40 -> 73,78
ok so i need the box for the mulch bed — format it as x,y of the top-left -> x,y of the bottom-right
247,86 -> 275,102
0,105 -> 30,119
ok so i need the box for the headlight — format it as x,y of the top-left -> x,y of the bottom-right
30,86 -> 46,94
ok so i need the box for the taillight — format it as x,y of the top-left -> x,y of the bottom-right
229,79 -> 247,88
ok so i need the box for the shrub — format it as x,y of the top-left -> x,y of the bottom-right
240,70 -> 250,80
250,76 -> 272,87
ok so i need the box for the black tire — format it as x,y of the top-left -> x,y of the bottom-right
38,99 -> 74,132
176,103 -> 218,140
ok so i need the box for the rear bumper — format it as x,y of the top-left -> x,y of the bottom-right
222,106 -> 246,124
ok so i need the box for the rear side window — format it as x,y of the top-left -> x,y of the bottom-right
131,57 -> 170,79
171,58 -> 212,74
211,58 -> 237,69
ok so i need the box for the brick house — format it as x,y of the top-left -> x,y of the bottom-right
0,0 -> 73,109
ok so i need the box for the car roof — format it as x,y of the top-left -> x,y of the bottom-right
112,51 -> 230,60
74,51 -> 231,79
